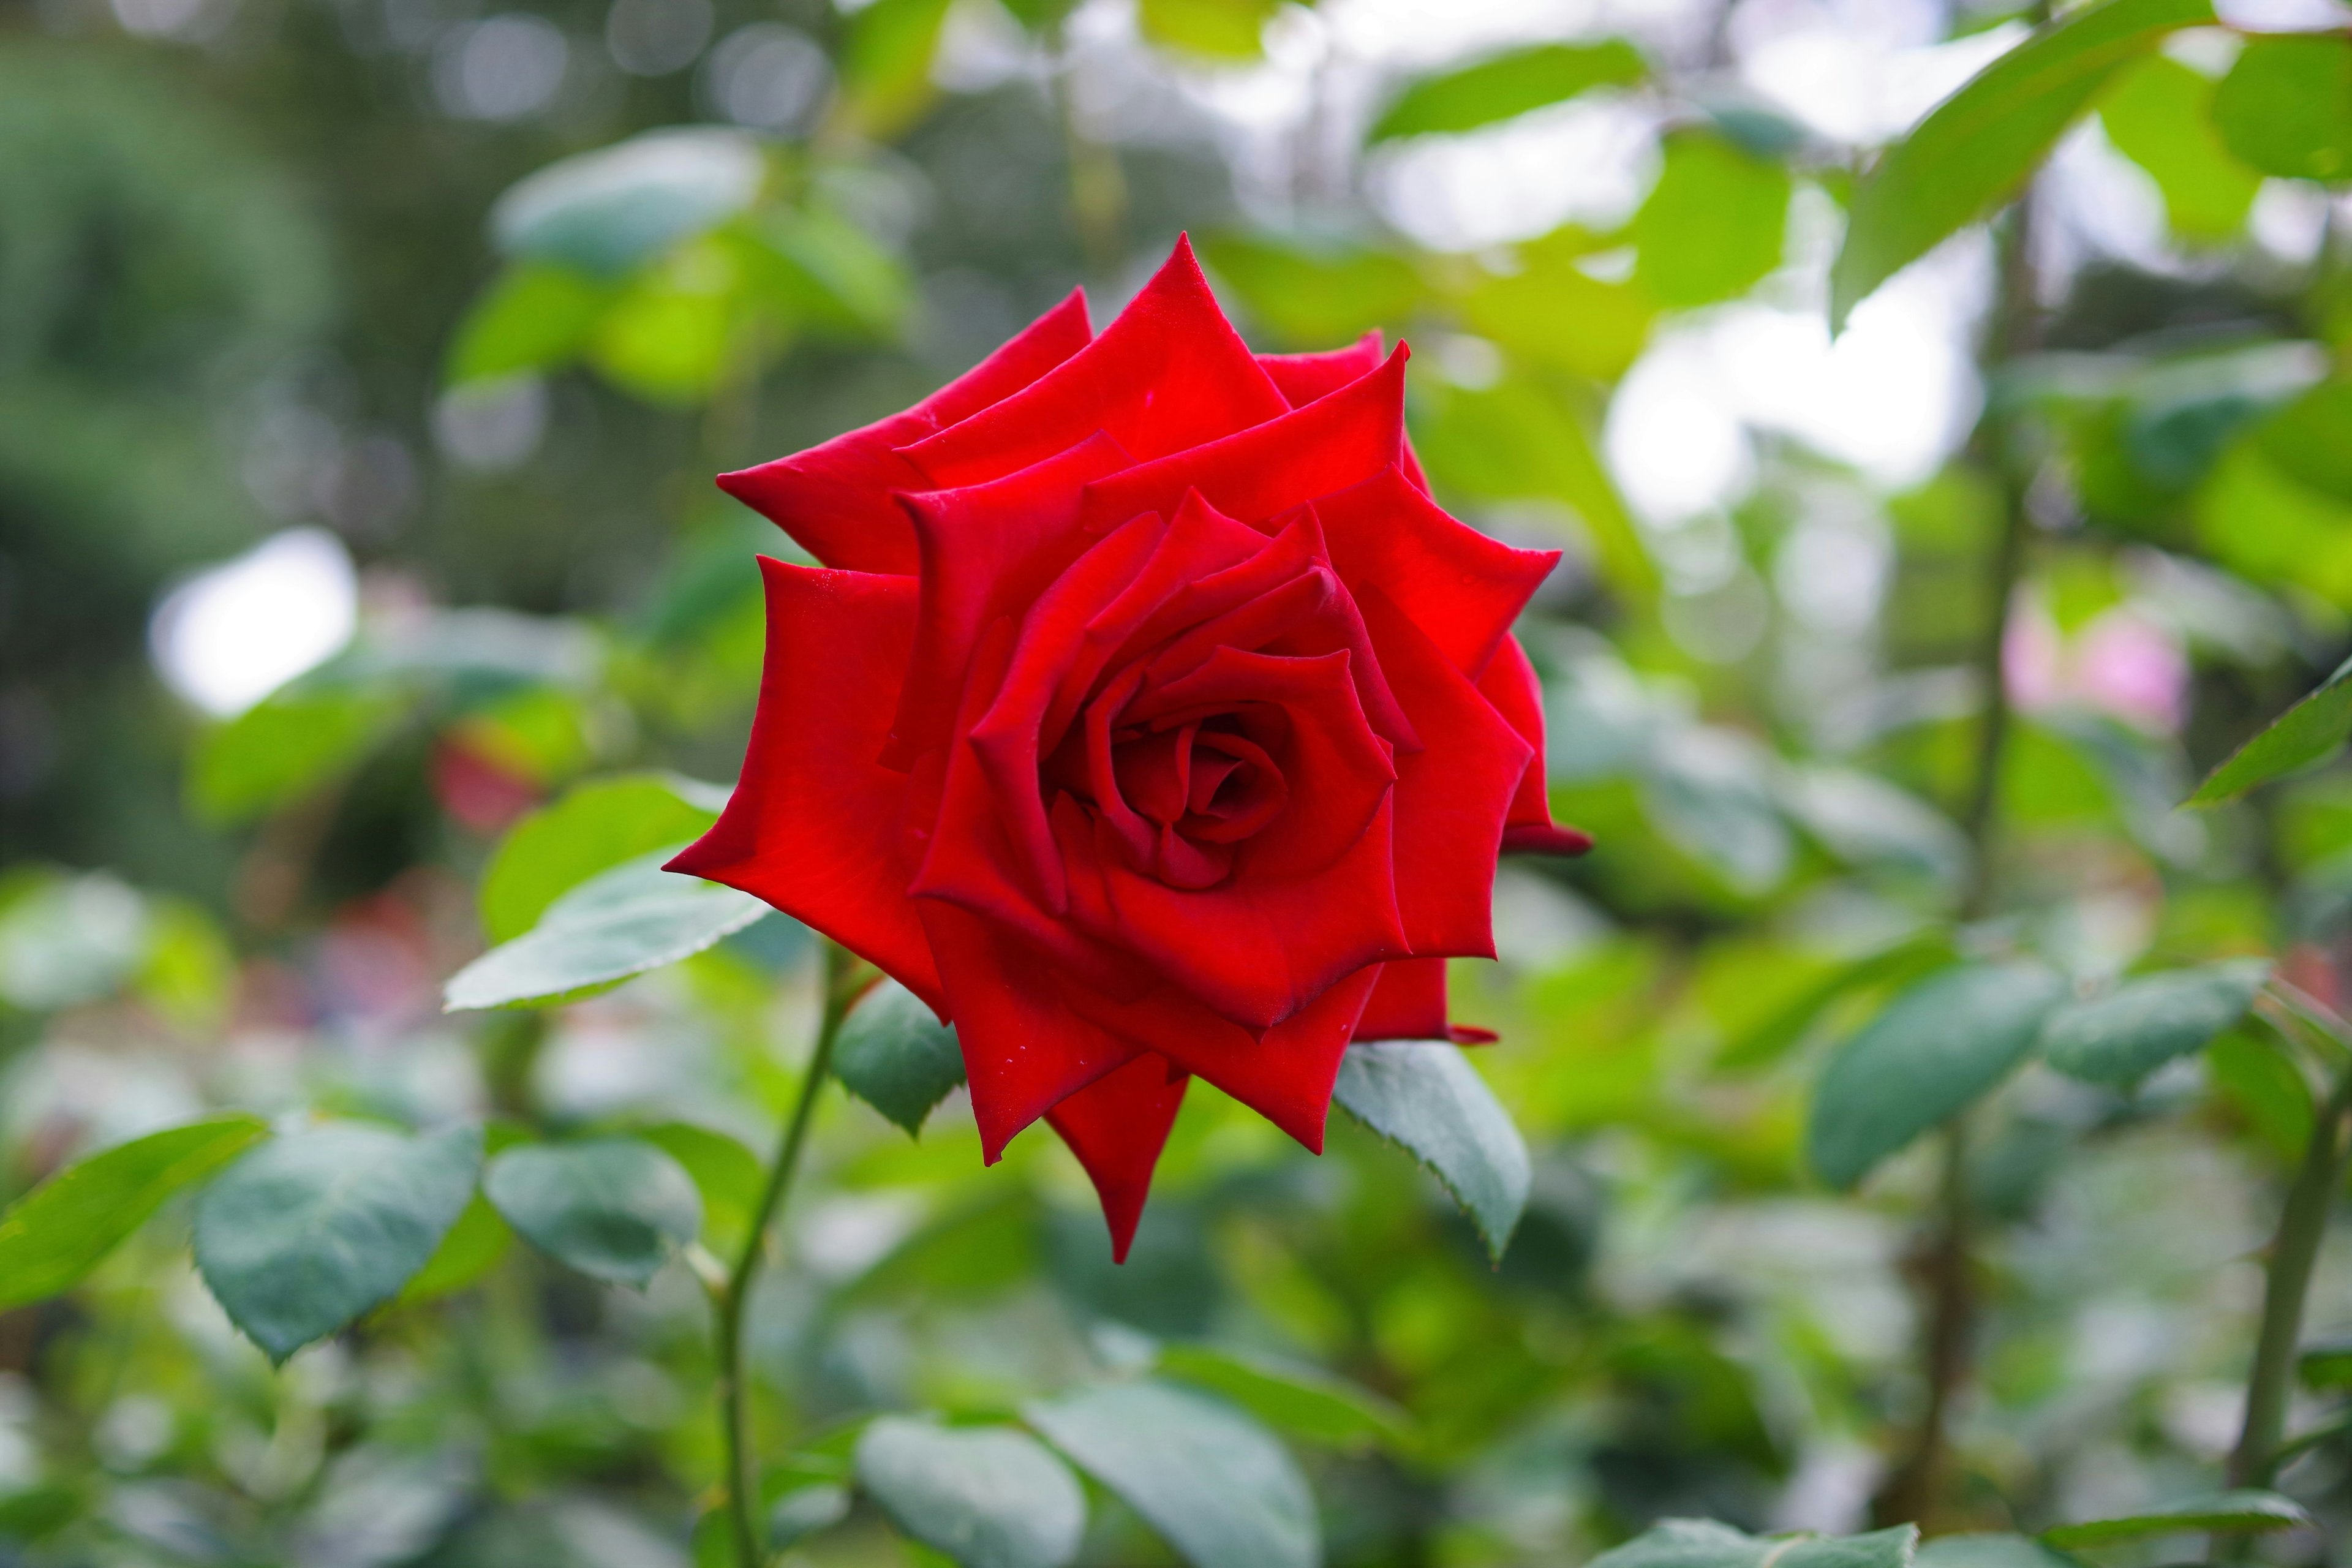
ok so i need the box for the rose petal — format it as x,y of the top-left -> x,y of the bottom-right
885,431 -> 1134,767
899,235 -> 1286,491
1481,635 -> 1593,855
1310,468 -> 1559,679
1354,957 -> 1449,1040
1062,965 -> 1382,1152
918,902 -> 1146,1162
1257,334 -> 1384,407
1358,584 -> 1531,958
1077,345 -> 1408,535
667,559 -> 943,1008
1046,1052 -> 1189,1262
717,291 -> 1091,573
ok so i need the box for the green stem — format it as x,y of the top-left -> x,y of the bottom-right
714,940 -> 859,1568
2228,1054 -> 2352,1493
1876,171 -> 2045,1537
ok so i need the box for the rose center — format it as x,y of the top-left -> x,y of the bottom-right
1043,709 -> 1291,890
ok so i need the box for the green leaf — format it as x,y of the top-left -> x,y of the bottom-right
1913,1534 -> 2082,1568
187,688 -> 399,825
1631,129 -> 1792,309
1716,936 -> 1957,1072
2039,959 -> 2271,1086
837,0 -> 955,138
1807,962 -> 2069,1190
2189,653 -> 2352,805
1458,241 -> 1656,382
490,128 -> 766,278
1589,1518 -> 1920,1568
0,1483 -> 81,1544
2299,1336 -> 2352,1390
194,1124 -> 482,1363
2213,33 -> 2352,183
445,262 -> 614,387
0,1116 -> 269,1311
1829,0 -> 2213,332
2097,55 -> 2260,241
634,1121 -> 763,1252
854,1417 -> 1085,1568
835,978 -> 966,1137
480,772 -> 726,944
586,249 -> 746,405
744,208 -> 911,340
1023,1380 -> 1316,1568
1195,232 -> 1423,349
483,1139 -> 703,1287
769,1483 -> 853,1550
2207,1028 -> 2314,1161
1137,0 -> 1280,61
1367,40 -> 1647,142
1154,1343 -> 1411,1449
393,1189 -> 511,1305
2041,1490 -> 2310,1547
443,848 -> 767,1011
1333,1041 -> 1529,1259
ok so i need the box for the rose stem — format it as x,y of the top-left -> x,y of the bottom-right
714,937 -> 859,1568
1874,83 -> 2047,1531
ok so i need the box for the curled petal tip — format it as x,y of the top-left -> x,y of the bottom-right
1501,823 -> 1594,857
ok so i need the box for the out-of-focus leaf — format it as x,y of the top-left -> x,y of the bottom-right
1808,962 -> 2069,1189
480,772 -> 726,944
443,849 -> 767,1011
187,688 -> 399,825
1197,232 -> 1422,348
834,978 -> 965,1138
0,1483 -> 81,1544
445,263 -> 613,386
1778,766 -> 1967,885
2207,1029 -> 2315,1161
1155,1343 -> 1411,1449
490,128 -> 766,277
1137,0 -> 1280,61
1368,40 -> 1646,142
395,1122 -> 529,1306
587,243 -> 746,405
2194,439 -> 2352,608
1830,0 -> 2213,331
1458,232 -> 1654,380
1409,369 -> 1654,594
0,1116 -> 269,1311
2041,1491 -> 2309,1547
484,1139 -> 703,1287
2300,1337 -> 2352,1389
1913,1534 -> 2082,1568
2098,55 -> 2260,239
1589,1518 -> 1919,1568
2213,32 -> 2352,182
635,1121 -> 763,1252
1631,129 -> 1790,308
133,897 -> 238,1032
1025,1381 -> 1317,1568
769,1483 -> 852,1550
1333,1041 -> 1530,1259
835,0 -> 954,139
2040,959 -> 2270,1085
854,1417 -> 1085,1568
2189,653 -> 2352,805
743,208 -> 910,339
0,871 -> 149,1011
1716,934 -> 1957,1071
195,1124 -> 481,1363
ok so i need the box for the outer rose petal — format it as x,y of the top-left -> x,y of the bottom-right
1256,334 -> 1433,493
717,292 -> 1091,574
1357,585 -> 1531,959
668,560 -> 944,1006
1311,469 -> 1559,680
1482,635 -> 1594,856
1354,959 -> 1501,1044
1063,964 -> 1382,1152
900,236 -> 1287,491
1077,347 -> 1407,535
1046,1052 -> 1189,1262
919,902 -> 1145,1161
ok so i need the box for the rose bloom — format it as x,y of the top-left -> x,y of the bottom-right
674,238 -> 1586,1259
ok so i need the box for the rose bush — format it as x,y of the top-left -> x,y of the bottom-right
674,237 -> 1585,1256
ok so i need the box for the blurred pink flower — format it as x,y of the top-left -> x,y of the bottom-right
2002,592 -> 2187,733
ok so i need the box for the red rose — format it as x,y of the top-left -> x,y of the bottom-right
673,237 -> 1587,1258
